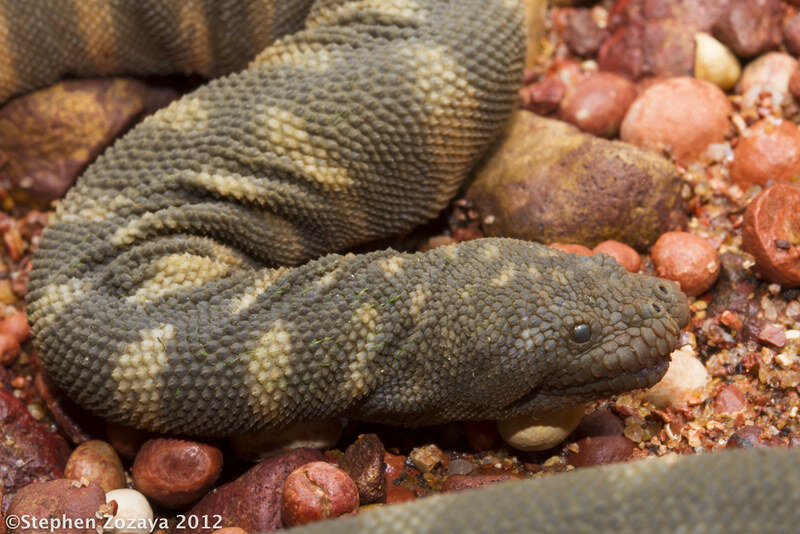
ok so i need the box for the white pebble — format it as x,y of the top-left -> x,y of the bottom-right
104,488 -> 153,534
646,345 -> 709,409
497,403 -> 586,451
694,33 -> 740,91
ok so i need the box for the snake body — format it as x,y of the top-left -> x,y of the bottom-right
1,0 -> 797,531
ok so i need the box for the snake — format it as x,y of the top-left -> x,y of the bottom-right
2,0 -> 797,531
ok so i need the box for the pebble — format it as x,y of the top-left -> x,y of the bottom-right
726,425 -> 784,448
7,479 -> 105,534
409,444 -> 448,473
339,433 -> 386,504
549,243 -> 593,256
711,0 -> 783,58
105,488 -> 153,534
620,77 -> 732,164
571,409 -> 625,440
645,346 -> 710,409
559,7 -> 606,57
0,333 -> 21,366
784,13 -> 800,58
132,438 -> 223,509
281,461 -> 359,527
566,436 -> 635,467
790,64 -> 800,101
739,52 -> 797,108
521,76 -> 566,116
64,440 -> 125,493
468,112 -> 684,248
383,452 -> 406,485
446,458 -> 475,476
228,419 -> 342,461
651,231 -> 721,297
0,388 -> 71,506
185,447 -> 323,534
713,384 -> 747,415
741,184 -> 800,288
592,240 -> 641,272
757,323 -> 787,348
693,33 -> 741,91
0,313 -> 30,343
384,485 -> 416,505
212,529 -> 248,534
496,403 -> 586,452
559,72 -> 635,138
104,421 -> 151,460
730,119 -> 800,188
442,473 -> 524,493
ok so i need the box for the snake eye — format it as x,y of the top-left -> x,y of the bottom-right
572,323 -> 591,344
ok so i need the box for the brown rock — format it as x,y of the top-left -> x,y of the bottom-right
560,72 -> 635,138
339,433 -> 386,504
384,485 -> 416,504
0,79 -> 166,203
712,0 -> 783,58
572,409 -> 625,440
730,119 -> 800,188
133,438 -> 223,509
620,77 -> 732,164
442,473 -> 524,492
468,111 -> 685,249
521,77 -> 566,116
7,479 -> 105,534
566,436 -> 635,467
65,440 -> 125,493
0,314 -> 30,344
713,384 -> 747,415
185,447 -> 323,533
784,14 -> 800,57
598,0 -> 728,80
560,8 -> 606,57
550,243 -> 593,256
281,461 -> 359,527
726,425 -> 783,448
0,388 -> 71,513
592,240 -> 641,272
741,184 -> 800,287
0,334 -> 20,367
651,231 -> 721,297
409,444 -> 447,474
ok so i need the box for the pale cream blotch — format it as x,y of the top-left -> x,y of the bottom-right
491,264 -> 516,287
54,191 -> 133,224
145,96 -> 210,132
245,319 -> 294,417
315,254 -> 355,288
378,256 -> 406,277
126,252 -> 242,304
480,242 -> 501,260
73,0 -> 119,73
252,41 -> 335,72
343,303 -> 381,395
408,285 -> 428,319
111,324 -> 175,428
30,280 -> 91,329
111,212 -> 181,247
257,106 -> 354,191
230,267 -> 289,314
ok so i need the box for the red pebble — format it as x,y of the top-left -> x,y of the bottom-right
651,232 -> 720,297
282,461 -> 359,527
592,240 -> 641,272
0,313 -> 30,343
730,120 -> 800,188
566,436 -> 635,467
560,72 -> 635,138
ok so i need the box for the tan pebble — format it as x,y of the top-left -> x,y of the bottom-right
65,440 -> 125,493
651,231 -> 720,297
592,240 -> 640,272
645,346 -> 709,409
409,443 -> 447,473
693,33 -> 740,91
497,403 -> 586,452
620,77 -> 732,164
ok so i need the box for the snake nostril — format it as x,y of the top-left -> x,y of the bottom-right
652,302 -> 662,314
657,284 -> 669,296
